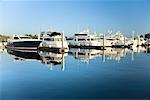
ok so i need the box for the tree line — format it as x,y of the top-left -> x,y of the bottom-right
25,34 -> 38,39
0,34 -> 10,42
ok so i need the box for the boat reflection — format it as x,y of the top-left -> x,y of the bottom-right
3,46 -> 149,70
69,49 -> 100,62
69,48 -> 125,62
38,51 -> 68,71
69,46 -> 149,62
7,49 -> 41,62
6,49 -> 68,71
102,48 -> 126,62
145,46 -> 150,53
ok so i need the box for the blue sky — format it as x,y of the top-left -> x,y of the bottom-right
0,0 -> 150,36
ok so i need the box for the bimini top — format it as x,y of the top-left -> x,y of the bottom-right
50,32 -> 61,37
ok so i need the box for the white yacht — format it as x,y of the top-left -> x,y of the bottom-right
110,31 -> 129,47
126,32 -> 146,47
145,39 -> 150,46
68,30 -> 104,49
39,31 -> 69,53
132,37 -> 146,46
6,35 -> 42,50
99,34 -> 116,47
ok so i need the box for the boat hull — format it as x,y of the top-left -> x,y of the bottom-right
6,41 -> 42,50
68,45 -> 105,50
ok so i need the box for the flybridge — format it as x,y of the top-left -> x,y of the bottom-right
40,31 -> 61,37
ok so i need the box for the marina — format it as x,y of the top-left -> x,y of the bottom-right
1,30 -> 149,53
1,34 -> 149,99
1,0 -> 150,99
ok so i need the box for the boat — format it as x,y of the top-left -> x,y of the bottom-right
6,35 -> 42,50
145,39 -> 150,46
38,30 -> 69,53
110,31 -> 129,48
99,32 -> 116,47
68,29 -> 104,49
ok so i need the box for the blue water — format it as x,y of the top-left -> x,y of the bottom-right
0,48 -> 150,99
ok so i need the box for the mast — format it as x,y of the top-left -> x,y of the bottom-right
132,31 -> 135,39
103,33 -> 105,49
124,34 -> 126,47
62,31 -> 64,49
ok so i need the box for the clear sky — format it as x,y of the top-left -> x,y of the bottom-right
0,0 -> 150,36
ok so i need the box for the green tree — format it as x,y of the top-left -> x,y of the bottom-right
0,34 -> 10,42
145,33 -> 150,39
25,34 -> 38,39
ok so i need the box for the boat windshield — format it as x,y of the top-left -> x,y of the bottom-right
44,38 -> 62,41
44,38 -> 51,41
20,37 -> 31,39
75,34 -> 87,36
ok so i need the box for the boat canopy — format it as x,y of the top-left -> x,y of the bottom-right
50,32 -> 61,36
75,34 -> 87,36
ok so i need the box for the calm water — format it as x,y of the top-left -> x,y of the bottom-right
0,47 -> 150,99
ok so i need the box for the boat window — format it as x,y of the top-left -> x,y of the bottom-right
78,52 -> 86,55
44,38 -> 51,41
14,37 -> 19,39
87,38 -> 96,41
78,39 -> 86,41
20,37 -> 31,39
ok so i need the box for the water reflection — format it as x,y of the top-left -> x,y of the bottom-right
7,49 -> 41,62
69,49 -> 102,62
4,49 -> 68,71
0,46 -> 149,71
39,51 -> 68,71
69,46 -> 149,62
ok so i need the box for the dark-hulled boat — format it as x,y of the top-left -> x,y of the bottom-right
6,35 -> 42,50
